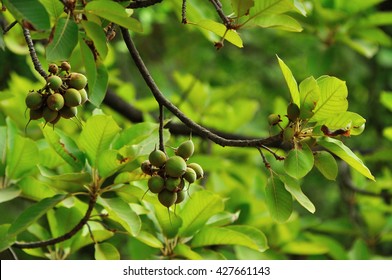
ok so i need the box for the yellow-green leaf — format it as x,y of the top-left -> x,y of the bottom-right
265,176 -> 293,222
277,55 -> 300,106
94,242 -> 120,260
284,144 -> 314,179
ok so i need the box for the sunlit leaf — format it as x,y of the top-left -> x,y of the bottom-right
281,241 -> 329,255
97,150 -> 131,179
0,185 -> 21,203
253,14 -> 302,32
314,151 -> 338,180
231,0 -> 254,17
299,76 -> 320,119
305,233 -> 349,260
173,243 -> 203,260
277,55 -> 300,106
154,205 -> 182,239
317,137 -> 375,181
40,0 -> 64,21
280,174 -> 315,213
265,175 -> 293,222
81,21 -> 108,60
95,242 -> 120,260
134,231 -> 163,249
321,111 -> 366,136
380,91 -> 392,112
8,194 -> 68,236
46,17 -> 78,62
284,144 -> 314,179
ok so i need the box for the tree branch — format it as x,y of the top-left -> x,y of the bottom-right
128,0 -> 163,9
23,27 -> 48,79
208,0 -> 233,28
120,27 -> 283,148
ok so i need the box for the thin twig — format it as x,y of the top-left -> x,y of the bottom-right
159,103 -> 166,152
181,0 -> 187,24
208,0 -> 233,28
128,0 -> 163,9
257,147 -> 271,169
23,27 -> 48,79
2,20 -> 17,34
120,27 -> 282,148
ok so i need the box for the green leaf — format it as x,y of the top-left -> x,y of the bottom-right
265,175 -> 293,222
309,76 -> 348,122
6,134 -> 39,180
46,17 -> 78,62
94,242 -> 120,260
192,20 -> 243,48
380,91 -> 392,112
207,211 -> 240,227
97,150 -> 131,179
3,0 -> 50,31
154,206 -> 182,239
277,55 -> 300,106
299,76 -> 320,119
39,0 -> 64,21
249,0 -> 303,17
317,137 -> 375,181
173,243 -> 203,260
191,225 -> 268,252
231,0 -> 254,17
78,114 -> 120,166
134,231 -> 163,249
0,127 -> 6,177
0,185 -> 21,203
42,127 -> 85,171
321,111 -> 366,136
340,37 -> 378,58
179,190 -> 225,237
281,241 -> 329,255
8,194 -> 68,236
0,224 -> 16,252
253,14 -> 303,32
99,197 -> 141,236
359,12 -> 392,27
280,174 -> 315,213
284,144 -> 314,179
85,1 -> 142,32
81,21 -> 108,60
314,151 -> 338,180
305,233 -> 349,260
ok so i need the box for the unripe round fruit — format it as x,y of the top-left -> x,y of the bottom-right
43,107 -> 59,123
148,175 -> 165,194
165,156 -> 187,178
49,114 -> 61,125
165,177 -> 181,192
59,106 -> 77,119
79,88 -> 88,104
48,64 -> 58,74
25,91 -> 43,110
283,126 -> 295,143
175,191 -> 186,204
46,93 -> 64,111
149,149 -> 167,168
267,114 -> 281,126
175,140 -> 194,159
47,75 -> 63,90
68,73 -> 87,90
187,163 -> 204,179
183,167 -> 197,184
60,61 -> 71,72
158,189 -> 177,208
29,108 -> 43,120
64,88 -> 82,107
141,160 -> 153,175
287,103 -> 300,121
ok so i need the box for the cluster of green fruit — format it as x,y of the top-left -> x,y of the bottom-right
141,140 -> 204,208
25,62 -> 88,125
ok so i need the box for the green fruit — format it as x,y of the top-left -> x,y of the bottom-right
48,64 -> 58,74
60,61 -> 71,72
79,88 -> 88,104
141,160 -> 153,175
267,114 -> 281,126
43,107 -> 59,123
158,189 -> 177,208
68,73 -> 87,90
175,140 -> 194,159
149,149 -> 167,168
165,177 -> 181,192
47,75 -> 63,90
29,108 -> 43,120
64,88 -> 82,107
283,126 -> 295,143
183,167 -> 197,184
165,156 -> 187,178
187,163 -> 204,179
287,103 -> 300,121
46,93 -> 64,111
175,191 -> 186,204
25,91 -> 43,110
49,114 -> 61,125
59,106 -> 77,119
148,175 -> 165,194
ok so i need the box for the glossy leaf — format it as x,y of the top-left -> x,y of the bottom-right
0,185 -> 21,203
81,21 -> 108,60
3,0 -> 50,31
265,176 -> 293,222
78,114 -> 120,166
99,197 -> 141,236
173,244 -> 203,260
6,134 -> 39,180
277,56 -> 300,106
314,151 -> 338,180
310,76 -> 348,122
85,1 -> 142,32
253,14 -> 302,32
321,111 -> 366,136
179,190 -> 224,237
193,20 -> 243,48
46,17 -> 78,62
284,144 -> 314,179
8,194 -> 67,236
0,224 -> 16,252
299,76 -> 320,119
280,174 -> 315,213
249,0 -> 303,17
191,225 -> 268,252
134,231 -> 163,249
95,242 -> 120,260
317,137 -> 375,181
97,150 -> 130,179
